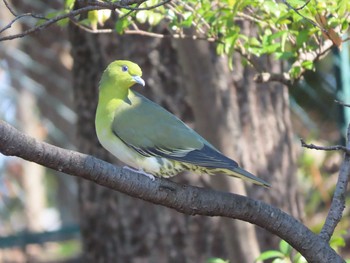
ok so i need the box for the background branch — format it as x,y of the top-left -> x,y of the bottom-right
301,138 -> 350,155
0,120 -> 344,263
0,0 -> 167,41
320,124 -> 350,241
254,40 -> 335,85
301,123 -> 350,242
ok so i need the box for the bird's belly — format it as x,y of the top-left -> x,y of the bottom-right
96,128 -> 139,167
96,128 -> 189,178
96,127 -> 177,176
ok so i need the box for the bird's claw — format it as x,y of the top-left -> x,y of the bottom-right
123,166 -> 155,181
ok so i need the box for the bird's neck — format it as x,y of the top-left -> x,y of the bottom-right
97,77 -> 135,120
98,74 -> 131,101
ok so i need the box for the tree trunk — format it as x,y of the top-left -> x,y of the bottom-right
174,39 -> 261,262
175,35 -> 301,251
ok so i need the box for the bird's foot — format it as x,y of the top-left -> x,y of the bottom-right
123,166 -> 155,181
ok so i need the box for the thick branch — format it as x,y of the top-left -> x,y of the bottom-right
0,120 -> 344,263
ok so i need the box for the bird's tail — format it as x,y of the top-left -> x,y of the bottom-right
222,167 -> 270,188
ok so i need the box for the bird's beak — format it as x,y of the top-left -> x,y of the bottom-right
132,76 -> 145,86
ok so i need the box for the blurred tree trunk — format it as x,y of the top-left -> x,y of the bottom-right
69,20 -> 300,263
175,37 -> 301,252
174,39 -> 261,262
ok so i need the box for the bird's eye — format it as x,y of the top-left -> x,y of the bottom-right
122,65 -> 128,72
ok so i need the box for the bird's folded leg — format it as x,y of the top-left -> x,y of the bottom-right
123,166 -> 156,181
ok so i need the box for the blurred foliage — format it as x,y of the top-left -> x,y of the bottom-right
255,239 -> 307,263
256,236 -> 349,263
206,258 -> 230,263
62,0 -> 350,76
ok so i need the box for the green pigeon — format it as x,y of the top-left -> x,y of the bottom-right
95,60 -> 270,187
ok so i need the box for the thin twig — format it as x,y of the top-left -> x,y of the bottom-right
3,0 -> 17,16
335,99 -> 350,108
124,29 -> 216,41
0,13 -> 48,35
3,0 -> 48,19
89,0 -> 171,11
285,0 -> 311,11
283,0 -> 326,33
69,18 -> 114,33
0,0 -> 170,42
0,6 -> 99,41
300,138 -> 350,155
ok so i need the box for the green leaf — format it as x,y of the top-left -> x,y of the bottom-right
57,17 -> 69,27
148,12 -> 162,26
65,0 -> 76,10
216,43 -> 225,55
337,0 -> 348,17
115,19 -> 130,34
206,258 -> 229,263
296,30 -> 309,47
255,250 -> 285,261
36,10 -> 67,26
294,253 -> 308,263
181,12 -> 193,27
341,20 -> 349,32
290,65 -> 301,79
136,11 -> 148,24
45,10 -> 67,20
301,60 -> 314,70
262,43 -> 281,54
330,233 -> 346,249
275,52 -> 295,60
279,240 -> 291,255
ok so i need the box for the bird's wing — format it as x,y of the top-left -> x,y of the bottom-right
112,92 -> 238,169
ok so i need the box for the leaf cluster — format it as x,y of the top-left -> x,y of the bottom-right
67,0 -> 350,81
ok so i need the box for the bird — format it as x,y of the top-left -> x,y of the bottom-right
95,60 -> 270,187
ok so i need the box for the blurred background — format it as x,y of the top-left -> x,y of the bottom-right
0,0 -> 349,262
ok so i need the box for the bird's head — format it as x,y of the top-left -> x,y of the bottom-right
100,60 -> 145,91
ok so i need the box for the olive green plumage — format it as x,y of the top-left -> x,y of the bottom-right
95,60 -> 270,187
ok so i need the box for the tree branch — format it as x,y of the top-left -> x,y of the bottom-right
300,123 -> 350,242
254,40 -> 335,85
254,72 -> 292,86
87,0 -> 172,11
319,124 -> 350,241
300,138 -> 350,155
335,99 -> 350,108
282,0 -> 322,32
0,5 -> 101,41
0,120 -> 344,263
0,0 -> 170,42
